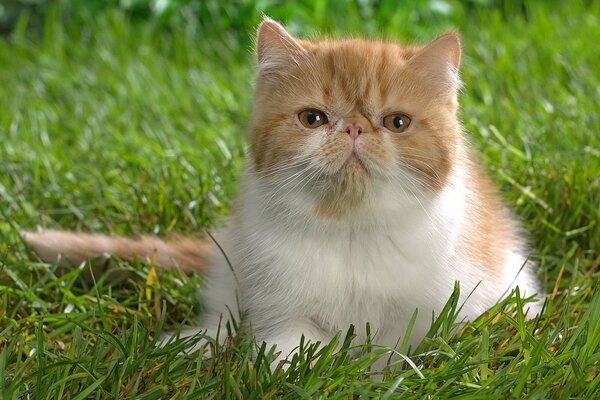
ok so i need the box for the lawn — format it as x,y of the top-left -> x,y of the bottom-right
0,0 -> 598,398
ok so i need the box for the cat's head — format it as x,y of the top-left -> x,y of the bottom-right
248,18 -> 462,218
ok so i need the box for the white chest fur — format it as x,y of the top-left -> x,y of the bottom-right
223,167 -> 491,347
198,165 -> 540,358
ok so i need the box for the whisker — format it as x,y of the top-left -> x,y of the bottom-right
248,155 -> 312,179
262,167 -> 310,210
394,159 -> 443,190
391,165 -> 437,193
394,148 -> 442,162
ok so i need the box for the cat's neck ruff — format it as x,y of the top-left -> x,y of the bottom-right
240,161 -> 469,262
246,159 -> 467,224
231,161 -> 476,343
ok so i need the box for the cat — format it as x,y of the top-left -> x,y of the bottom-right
24,18 -> 542,367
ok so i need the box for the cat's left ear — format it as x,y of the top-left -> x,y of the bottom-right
256,17 -> 308,72
406,32 -> 461,96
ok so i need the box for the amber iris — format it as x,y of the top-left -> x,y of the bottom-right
298,109 -> 328,128
382,113 -> 411,133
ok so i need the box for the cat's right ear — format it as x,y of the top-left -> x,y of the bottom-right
256,17 -> 307,72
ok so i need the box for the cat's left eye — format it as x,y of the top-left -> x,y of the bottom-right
382,113 -> 411,133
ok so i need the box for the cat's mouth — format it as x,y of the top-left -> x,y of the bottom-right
342,152 -> 368,174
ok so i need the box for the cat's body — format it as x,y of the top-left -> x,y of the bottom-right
200,157 -> 539,357
25,19 -> 541,364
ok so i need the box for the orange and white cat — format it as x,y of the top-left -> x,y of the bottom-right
25,18 -> 541,364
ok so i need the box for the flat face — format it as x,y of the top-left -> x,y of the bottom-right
250,34 -> 461,217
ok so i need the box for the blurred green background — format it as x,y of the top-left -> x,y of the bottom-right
0,0 -> 562,37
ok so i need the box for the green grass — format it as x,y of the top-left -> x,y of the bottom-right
1,1 -> 599,398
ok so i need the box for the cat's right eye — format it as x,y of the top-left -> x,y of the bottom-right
382,113 -> 411,133
298,109 -> 328,128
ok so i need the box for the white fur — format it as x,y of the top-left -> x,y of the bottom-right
185,161 -> 541,364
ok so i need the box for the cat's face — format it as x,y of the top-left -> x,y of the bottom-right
249,19 -> 462,218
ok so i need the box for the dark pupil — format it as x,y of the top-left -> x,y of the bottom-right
307,112 -> 319,125
393,116 -> 404,129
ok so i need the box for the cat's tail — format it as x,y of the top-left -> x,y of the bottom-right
22,230 -> 212,273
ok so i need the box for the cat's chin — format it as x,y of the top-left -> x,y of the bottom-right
320,154 -> 371,191
345,153 -> 365,166
309,155 -> 371,216
340,153 -> 369,175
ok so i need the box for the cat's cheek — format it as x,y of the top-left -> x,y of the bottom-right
302,125 -> 332,148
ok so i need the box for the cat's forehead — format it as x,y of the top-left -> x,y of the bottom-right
297,39 -> 424,111
306,39 -> 421,62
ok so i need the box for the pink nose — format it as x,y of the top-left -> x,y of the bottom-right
345,122 -> 364,140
